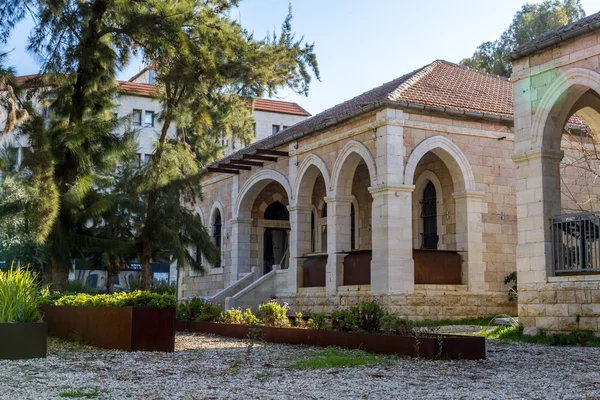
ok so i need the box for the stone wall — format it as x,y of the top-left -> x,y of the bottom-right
511,28 -> 600,333
519,279 -> 600,333
279,285 -> 514,320
403,113 -> 517,293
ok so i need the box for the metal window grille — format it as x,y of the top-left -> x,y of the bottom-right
552,211 -> 600,274
421,181 -> 439,250
213,211 -> 222,269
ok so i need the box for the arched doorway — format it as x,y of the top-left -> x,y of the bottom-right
263,201 -> 290,274
232,169 -> 292,281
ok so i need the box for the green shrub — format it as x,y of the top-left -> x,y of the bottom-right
150,280 -> 177,295
41,290 -> 176,309
551,330 -> 595,346
380,314 -> 418,336
307,313 -> 327,330
331,308 -> 356,331
243,308 -> 259,325
294,312 -> 305,328
258,300 -> 290,327
222,309 -> 243,324
352,300 -> 385,333
176,298 -> 222,322
0,266 -> 41,323
331,300 -> 386,333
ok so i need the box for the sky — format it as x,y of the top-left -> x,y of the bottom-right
4,0 -> 599,116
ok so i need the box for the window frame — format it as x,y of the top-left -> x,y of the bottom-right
144,111 -> 155,127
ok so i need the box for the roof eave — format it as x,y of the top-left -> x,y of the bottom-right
203,100 -> 514,175
509,19 -> 600,61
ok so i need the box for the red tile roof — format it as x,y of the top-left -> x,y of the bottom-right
117,81 -> 157,97
11,74 -> 309,116
253,98 -> 311,116
211,59 -> 586,169
390,61 -> 514,117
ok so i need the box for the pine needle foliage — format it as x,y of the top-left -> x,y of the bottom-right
0,1 -> 319,291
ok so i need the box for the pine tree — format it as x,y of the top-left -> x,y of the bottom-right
0,1 -> 319,290
127,3 -> 320,289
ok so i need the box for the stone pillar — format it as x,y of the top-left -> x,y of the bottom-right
453,190 -> 486,292
287,205 -> 313,293
324,196 -> 353,293
369,185 -> 415,294
230,218 -> 253,283
375,108 -> 405,186
512,150 -> 563,285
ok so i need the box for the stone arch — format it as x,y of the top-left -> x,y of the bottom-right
193,205 -> 205,224
235,169 -> 292,219
331,140 -> 377,196
529,68 -> 600,151
404,135 -> 475,192
293,153 -> 331,206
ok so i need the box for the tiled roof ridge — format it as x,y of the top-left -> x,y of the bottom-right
387,60 -> 441,101
435,59 -> 512,82
253,98 -> 311,116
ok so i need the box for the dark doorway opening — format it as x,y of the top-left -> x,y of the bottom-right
264,229 -> 288,274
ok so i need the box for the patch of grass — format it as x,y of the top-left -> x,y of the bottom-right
59,389 -> 99,398
477,325 -> 600,347
254,371 -> 274,379
47,337 -> 101,354
286,347 -> 384,370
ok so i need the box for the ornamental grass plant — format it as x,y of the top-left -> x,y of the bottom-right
0,265 -> 41,323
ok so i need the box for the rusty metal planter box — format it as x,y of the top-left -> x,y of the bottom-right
0,322 -> 47,360
176,321 -> 485,360
41,305 -> 175,352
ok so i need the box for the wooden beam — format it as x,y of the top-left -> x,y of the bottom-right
208,167 -> 239,175
229,159 -> 263,167
218,163 -> 251,171
256,149 -> 289,157
243,154 -> 278,162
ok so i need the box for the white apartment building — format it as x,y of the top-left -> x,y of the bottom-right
1,65 -> 311,165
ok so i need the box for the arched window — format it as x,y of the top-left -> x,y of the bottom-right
213,210 -> 222,268
421,181 -> 438,249
264,201 -> 289,220
322,203 -> 327,217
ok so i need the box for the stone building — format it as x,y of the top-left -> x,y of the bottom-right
185,46 -> 600,324
510,12 -> 600,334
183,60 -> 519,319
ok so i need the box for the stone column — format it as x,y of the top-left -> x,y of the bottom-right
512,149 -> 563,285
369,185 -> 415,294
324,196 -> 353,293
287,205 -> 313,293
230,218 -> 253,283
453,190 -> 486,292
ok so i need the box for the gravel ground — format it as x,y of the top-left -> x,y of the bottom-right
0,333 -> 599,400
